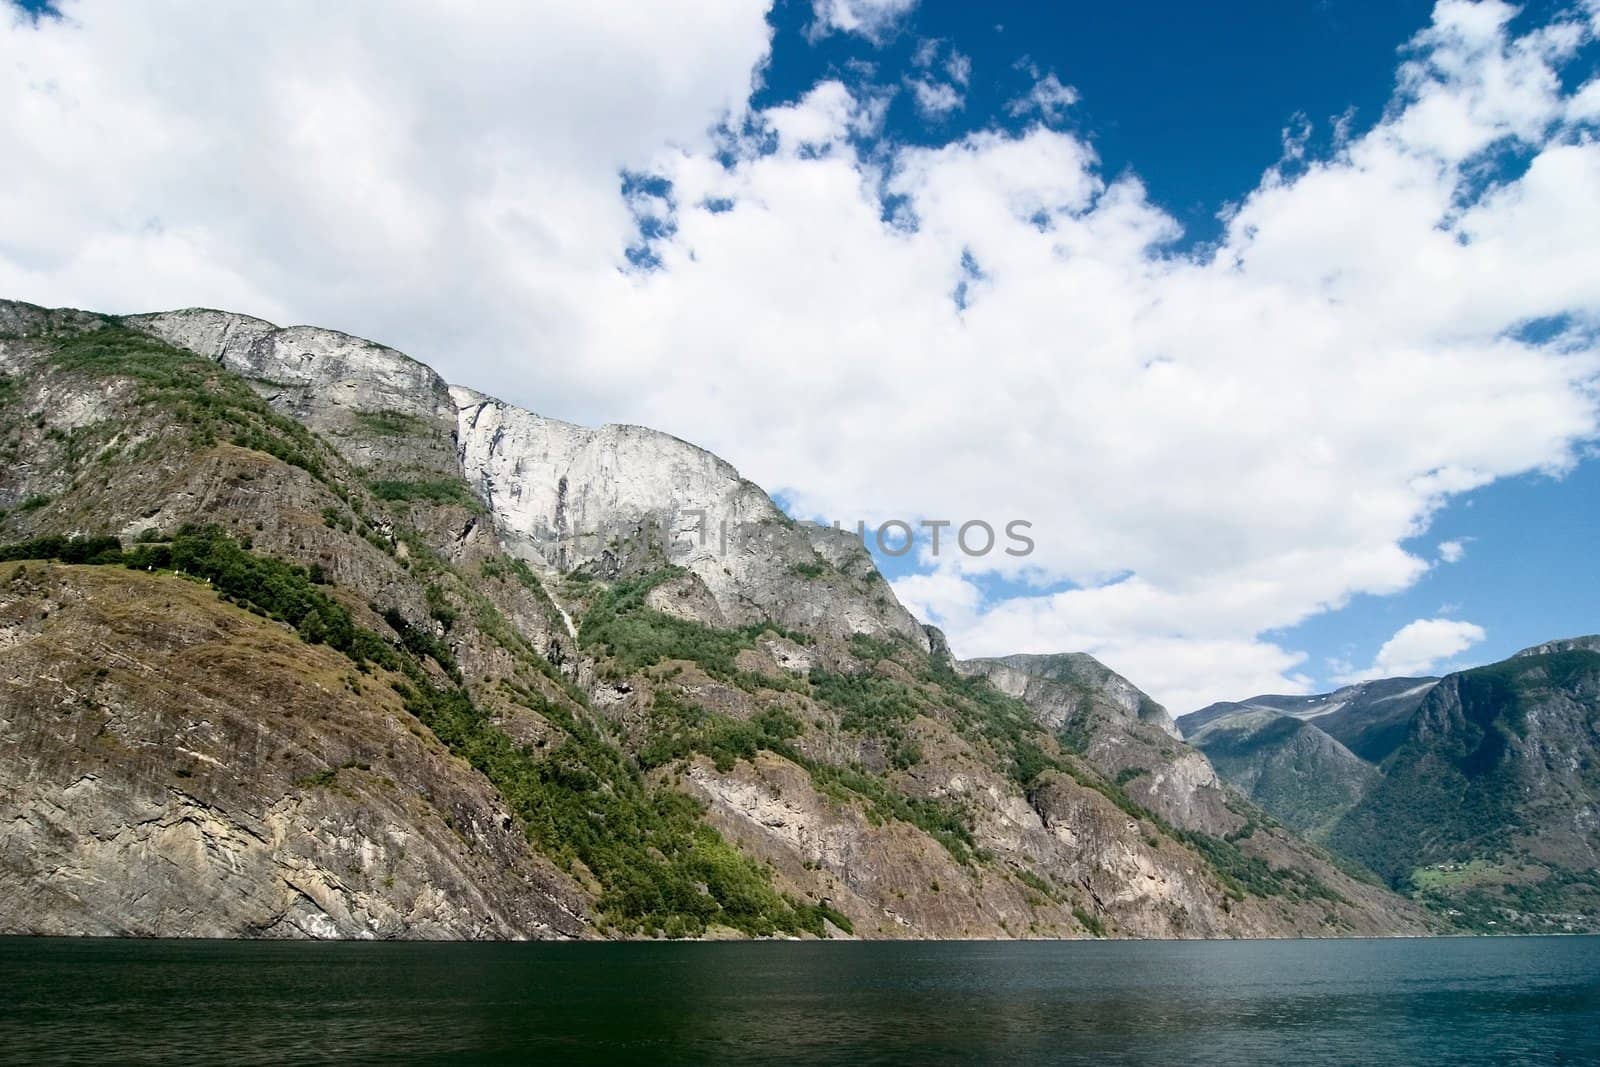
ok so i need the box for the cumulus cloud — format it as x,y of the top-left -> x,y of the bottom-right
908,77 -> 963,118
907,38 -> 968,118
3,0 -> 1597,711
808,0 -> 916,43
1333,618 -> 1487,682
1437,539 -> 1467,563
1007,70 -> 1080,123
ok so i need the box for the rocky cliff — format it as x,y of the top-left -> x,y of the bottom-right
0,300 -> 1430,940
1326,643 -> 1600,931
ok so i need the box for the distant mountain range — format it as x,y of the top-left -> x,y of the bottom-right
1183,675 -> 1439,764
1180,638 -> 1600,931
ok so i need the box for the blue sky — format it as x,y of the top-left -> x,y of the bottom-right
1277,460 -> 1600,685
3,0 -> 1597,709
755,0 -> 1600,700
762,1 -> 1442,243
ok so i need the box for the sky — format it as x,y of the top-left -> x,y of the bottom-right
2,0 -> 1598,712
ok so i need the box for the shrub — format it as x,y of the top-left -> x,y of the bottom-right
369,478 -> 483,511
354,409 -> 430,436
0,534 -> 123,565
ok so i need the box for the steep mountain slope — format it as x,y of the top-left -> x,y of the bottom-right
0,300 -> 1429,939
957,653 -> 1227,832
1183,710 -> 1378,841
953,652 -> 1399,901
1181,676 -> 1437,764
1326,642 -> 1600,931
0,561 -> 587,939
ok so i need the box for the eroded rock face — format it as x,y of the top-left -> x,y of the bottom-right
450,387 -> 928,647
129,309 -> 455,425
126,309 -> 464,484
956,651 -> 1236,834
0,564 -> 588,940
124,308 -> 927,649
960,653 -> 1181,738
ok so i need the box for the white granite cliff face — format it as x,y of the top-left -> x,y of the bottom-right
450,387 -> 929,645
129,309 -> 456,424
127,308 -> 927,647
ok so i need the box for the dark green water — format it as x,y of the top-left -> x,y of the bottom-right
3,936 -> 1599,1065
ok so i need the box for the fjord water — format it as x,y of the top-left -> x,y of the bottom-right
3,937 -> 1597,1065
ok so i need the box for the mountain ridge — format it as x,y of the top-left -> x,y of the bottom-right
0,299 -> 1432,939
1180,641 -> 1600,932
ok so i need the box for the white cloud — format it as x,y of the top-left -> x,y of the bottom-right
907,39 -> 968,117
946,50 -> 972,86
1437,539 -> 1467,563
1007,72 -> 1079,123
1333,618 -> 1487,682
908,77 -> 963,118
1569,78 -> 1600,122
3,1 -> 1598,712
808,0 -> 916,43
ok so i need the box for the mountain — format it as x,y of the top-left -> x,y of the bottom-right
1181,710 -> 1378,841
1181,676 -> 1438,764
1326,641 -> 1600,931
0,299 -> 1429,940
957,653 -> 1232,831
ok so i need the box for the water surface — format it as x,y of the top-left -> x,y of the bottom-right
4,935 -> 1598,1064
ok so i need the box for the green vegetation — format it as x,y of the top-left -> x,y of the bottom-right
1073,906 -> 1108,937
424,584 -> 458,631
632,661 -> 976,864
381,607 -> 461,683
369,477 -> 484,511
1015,868 -> 1059,902
1410,859 -> 1502,891
1177,828 -> 1342,904
0,526 -> 380,659
422,678 -> 849,938
1321,659 -> 1600,886
45,324 -> 334,484
354,409 -> 432,436
295,760 -> 369,789
3,526 -> 841,938
806,760 -> 978,864
0,534 -> 123,565
1042,743 -> 1346,905
848,632 -> 910,664
638,690 -> 804,773
788,559 -> 829,579
918,656 -> 1071,790
1421,868 -> 1600,932
809,668 -> 924,769
480,553 -> 553,602
18,493 -> 51,512
578,568 -> 801,685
